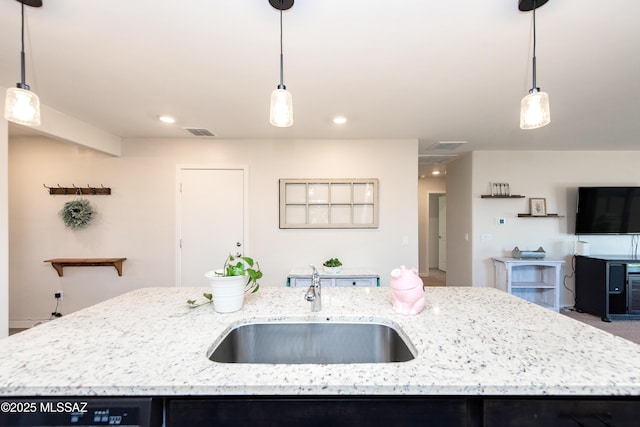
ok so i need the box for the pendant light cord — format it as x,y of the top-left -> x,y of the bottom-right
278,0 -> 285,89
531,0 -> 537,90
20,1 -> 27,87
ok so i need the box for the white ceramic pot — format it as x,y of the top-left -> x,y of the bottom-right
323,266 -> 342,274
204,270 -> 248,313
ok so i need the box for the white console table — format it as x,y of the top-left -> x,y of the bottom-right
492,258 -> 564,312
287,267 -> 380,287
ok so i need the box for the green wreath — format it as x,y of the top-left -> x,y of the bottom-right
59,199 -> 94,230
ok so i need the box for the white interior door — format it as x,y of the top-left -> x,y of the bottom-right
177,167 -> 246,286
438,195 -> 447,272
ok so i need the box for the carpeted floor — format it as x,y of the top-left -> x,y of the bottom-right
560,308 -> 640,345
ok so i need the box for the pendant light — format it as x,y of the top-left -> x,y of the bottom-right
269,0 -> 293,127
4,0 -> 42,127
519,0 -> 550,130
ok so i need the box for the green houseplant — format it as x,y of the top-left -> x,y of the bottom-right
219,255 -> 262,293
323,257 -> 342,274
194,254 -> 262,313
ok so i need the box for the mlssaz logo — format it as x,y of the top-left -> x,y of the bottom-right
40,401 -> 88,413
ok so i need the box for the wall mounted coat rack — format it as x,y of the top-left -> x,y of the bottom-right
43,184 -> 111,195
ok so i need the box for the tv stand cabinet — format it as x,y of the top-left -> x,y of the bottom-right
575,255 -> 640,322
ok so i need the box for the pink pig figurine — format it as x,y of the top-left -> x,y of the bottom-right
390,265 -> 425,315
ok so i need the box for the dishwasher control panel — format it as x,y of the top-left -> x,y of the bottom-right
0,397 -> 162,427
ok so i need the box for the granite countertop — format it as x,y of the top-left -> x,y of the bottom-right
2,286 -> 640,396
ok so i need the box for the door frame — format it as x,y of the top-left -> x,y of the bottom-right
427,192 -> 446,271
437,194 -> 446,272
175,164 -> 250,286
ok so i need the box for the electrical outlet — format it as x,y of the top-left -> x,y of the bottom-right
54,291 -> 63,300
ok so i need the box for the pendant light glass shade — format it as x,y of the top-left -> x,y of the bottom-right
519,0 -> 550,130
5,1 -> 42,127
270,87 -> 293,127
269,0 -> 293,127
5,86 -> 41,126
520,89 -> 550,130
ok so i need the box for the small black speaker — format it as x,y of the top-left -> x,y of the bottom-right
609,264 -> 625,294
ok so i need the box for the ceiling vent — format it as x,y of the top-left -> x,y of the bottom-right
418,154 -> 458,164
183,127 -> 216,137
429,141 -> 467,150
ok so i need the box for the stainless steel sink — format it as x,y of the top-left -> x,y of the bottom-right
207,321 -> 416,364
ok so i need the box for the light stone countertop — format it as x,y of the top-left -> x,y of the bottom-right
2,286 -> 640,397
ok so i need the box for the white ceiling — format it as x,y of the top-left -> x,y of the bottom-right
1,0 -> 639,175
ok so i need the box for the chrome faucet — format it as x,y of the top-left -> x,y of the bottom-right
304,265 -> 321,312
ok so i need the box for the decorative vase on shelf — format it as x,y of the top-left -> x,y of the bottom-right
322,258 -> 342,274
204,270 -> 248,313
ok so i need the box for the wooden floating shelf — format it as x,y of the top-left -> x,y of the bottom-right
44,185 -> 111,195
517,214 -> 564,218
481,195 -> 525,198
44,258 -> 127,277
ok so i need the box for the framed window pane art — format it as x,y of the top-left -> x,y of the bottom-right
279,178 -> 379,229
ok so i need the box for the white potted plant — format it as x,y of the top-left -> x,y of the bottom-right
201,254 -> 262,313
323,257 -> 342,274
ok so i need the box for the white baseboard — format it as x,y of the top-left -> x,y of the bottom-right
9,319 -> 49,329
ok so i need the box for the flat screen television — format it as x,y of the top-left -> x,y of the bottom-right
575,187 -> 640,235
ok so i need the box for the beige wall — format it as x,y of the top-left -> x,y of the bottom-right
9,133 -> 640,326
444,153 -> 474,286
469,151 -> 640,306
2,94 -> 123,332
8,136 -> 419,326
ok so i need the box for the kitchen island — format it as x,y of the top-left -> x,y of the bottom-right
2,286 -> 640,425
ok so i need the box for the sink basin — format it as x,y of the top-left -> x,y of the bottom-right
207,321 -> 416,364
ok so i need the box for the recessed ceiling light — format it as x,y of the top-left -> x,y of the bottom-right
432,170 -> 441,175
159,115 -> 176,124
333,116 -> 347,125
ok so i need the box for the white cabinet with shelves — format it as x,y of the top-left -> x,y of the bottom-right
492,258 -> 564,312
287,267 -> 379,287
